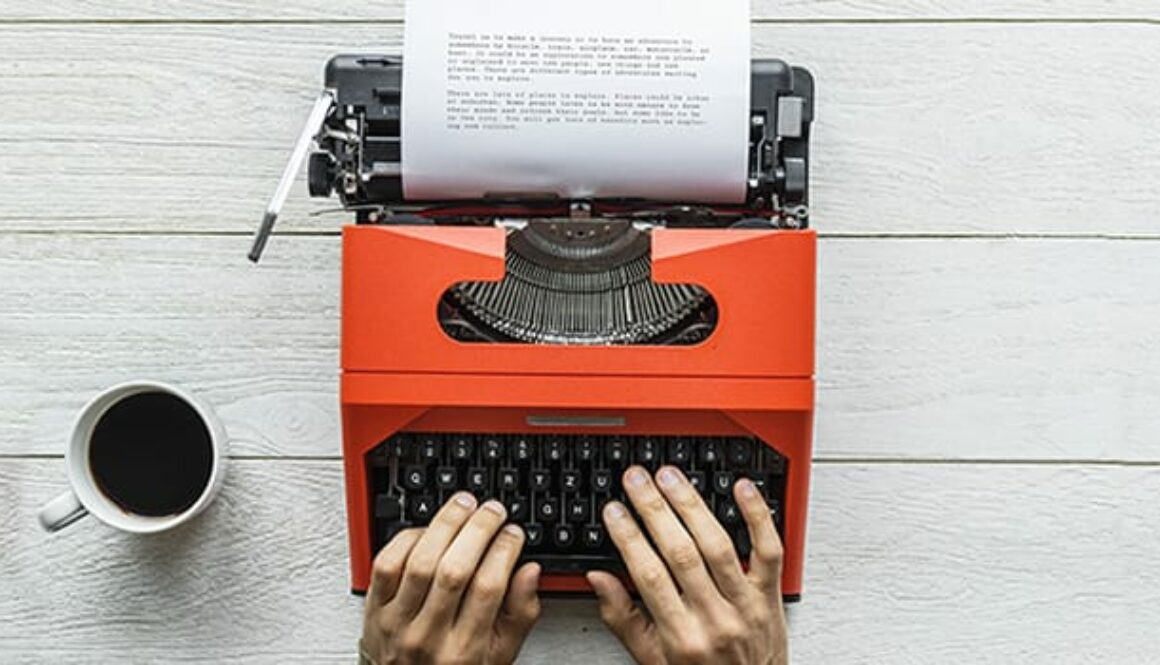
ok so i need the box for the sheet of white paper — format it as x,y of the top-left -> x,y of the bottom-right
401,0 -> 751,203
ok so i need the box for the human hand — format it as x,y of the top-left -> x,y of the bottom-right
587,465 -> 788,665
361,492 -> 542,665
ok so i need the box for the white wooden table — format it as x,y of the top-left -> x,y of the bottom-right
3,2 -> 1159,662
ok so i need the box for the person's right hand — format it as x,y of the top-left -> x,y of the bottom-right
586,465 -> 788,665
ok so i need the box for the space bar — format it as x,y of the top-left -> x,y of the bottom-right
521,554 -> 625,574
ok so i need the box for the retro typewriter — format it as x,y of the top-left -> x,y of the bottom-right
251,55 -> 816,600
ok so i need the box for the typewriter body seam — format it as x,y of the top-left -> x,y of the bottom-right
253,55 -> 816,599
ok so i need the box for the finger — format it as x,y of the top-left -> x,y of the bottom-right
622,466 -> 720,605
368,528 -> 423,607
601,500 -> 686,625
458,523 -> 526,634
493,562 -> 543,663
654,464 -> 750,600
391,491 -> 478,616
587,570 -> 663,664
414,499 -> 508,627
735,478 -> 784,598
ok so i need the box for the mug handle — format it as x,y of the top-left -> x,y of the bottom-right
38,490 -> 88,532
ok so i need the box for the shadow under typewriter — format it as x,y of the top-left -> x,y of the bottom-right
440,219 -> 717,346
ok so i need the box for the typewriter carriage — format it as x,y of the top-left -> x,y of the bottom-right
307,54 -> 813,224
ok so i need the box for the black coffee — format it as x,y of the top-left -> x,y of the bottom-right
89,391 -> 214,517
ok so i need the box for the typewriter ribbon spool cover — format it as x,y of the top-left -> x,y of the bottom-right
251,0 -> 816,600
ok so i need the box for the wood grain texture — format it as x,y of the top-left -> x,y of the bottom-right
1,7 -> 1155,664
2,23 -> 1159,235
3,459 -> 1158,663
1,0 -> 1158,21
3,234 -> 1157,461
0,459 -> 621,664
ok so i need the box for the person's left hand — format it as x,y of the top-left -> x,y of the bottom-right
361,492 -> 542,664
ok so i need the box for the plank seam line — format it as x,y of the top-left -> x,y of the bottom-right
6,453 -> 1160,467
2,229 -> 1160,242
0,17 -> 1159,26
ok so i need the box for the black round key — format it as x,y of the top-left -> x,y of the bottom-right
561,470 -> 581,492
715,500 -> 740,526
748,474 -> 765,493
712,471 -> 733,495
530,469 -> 551,492
514,438 -> 533,463
592,470 -> 613,493
546,437 -> 565,463
568,498 -> 590,523
526,523 -> 544,547
553,525 -> 575,548
688,471 -> 706,493
697,438 -> 720,465
506,497 -> 530,521
583,525 -> 605,549
419,438 -> 440,462
577,437 -> 595,461
387,434 -> 410,458
452,437 -> 473,461
607,439 -> 627,463
668,438 -> 691,464
538,497 -> 559,522
499,468 -> 519,493
728,438 -> 753,465
435,466 -> 457,490
467,467 -> 488,492
409,495 -> 436,521
483,437 -> 503,461
637,437 -> 658,464
403,466 -> 427,491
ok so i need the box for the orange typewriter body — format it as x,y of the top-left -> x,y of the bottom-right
340,223 -> 816,598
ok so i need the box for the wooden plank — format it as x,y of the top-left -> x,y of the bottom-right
0,458 -> 623,663
1,23 -> 1159,235
0,234 -> 340,459
3,234 -> 1158,461
2,459 -> 1157,662
1,0 -> 1157,21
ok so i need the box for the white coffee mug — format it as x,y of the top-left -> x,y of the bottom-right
38,381 -> 228,534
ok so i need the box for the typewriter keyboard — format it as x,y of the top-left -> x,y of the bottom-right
369,433 -> 786,574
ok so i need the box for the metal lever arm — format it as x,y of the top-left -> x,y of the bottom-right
248,90 -> 336,262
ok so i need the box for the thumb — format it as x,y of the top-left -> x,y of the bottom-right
493,562 -> 542,662
587,571 -> 662,664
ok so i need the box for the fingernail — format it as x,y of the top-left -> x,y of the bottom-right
738,478 -> 758,498
657,466 -> 680,487
503,523 -> 523,537
625,467 -> 647,487
585,572 -> 604,594
483,499 -> 506,516
455,492 -> 477,508
604,501 -> 627,519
